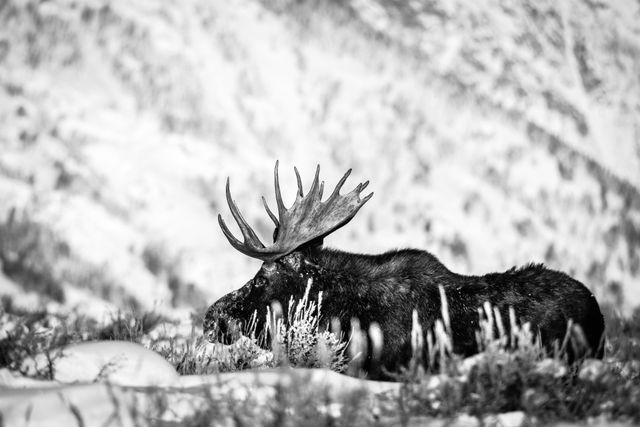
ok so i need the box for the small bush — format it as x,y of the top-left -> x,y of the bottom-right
141,242 -> 208,308
267,280 -> 349,372
0,208 -> 67,302
141,243 -> 167,277
95,310 -> 165,342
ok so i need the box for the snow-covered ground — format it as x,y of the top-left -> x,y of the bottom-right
0,0 -> 639,322
0,341 -> 398,426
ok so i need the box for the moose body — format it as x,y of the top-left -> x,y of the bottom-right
205,163 -> 605,380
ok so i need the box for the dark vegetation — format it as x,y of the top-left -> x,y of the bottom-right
0,207 -> 141,309
0,208 -> 67,302
141,242 -> 209,309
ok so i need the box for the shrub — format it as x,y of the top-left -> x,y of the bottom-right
0,208 -> 67,302
267,280 -> 349,372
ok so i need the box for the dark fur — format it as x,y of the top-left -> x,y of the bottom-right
204,247 -> 605,380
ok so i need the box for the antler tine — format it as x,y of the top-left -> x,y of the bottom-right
353,180 -> 370,194
262,196 -> 279,227
307,164 -> 321,198
294,167 -> 304,198
274,161 -> 286,215
225,178 -> 265,248
217,214 -> 244,248
218,214 -> 268,258
329,168 -> 352,199
351,179 -> 373,203
319,181 -> 324,200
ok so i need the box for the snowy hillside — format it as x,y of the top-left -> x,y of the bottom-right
0,0 -> 639,321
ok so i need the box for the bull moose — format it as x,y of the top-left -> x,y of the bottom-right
204,162 -> 605,379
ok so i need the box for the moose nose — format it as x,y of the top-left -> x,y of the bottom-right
203,309 -> 241,345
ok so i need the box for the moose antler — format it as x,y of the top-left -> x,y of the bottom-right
218,161 -> 373,262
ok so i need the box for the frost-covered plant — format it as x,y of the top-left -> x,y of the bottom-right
267,279 -> 348,372
197,280 -> 348,373
396,288 -> 640,421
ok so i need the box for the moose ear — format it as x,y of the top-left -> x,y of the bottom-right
280,238 -> 322,272
303,236 -> 323,259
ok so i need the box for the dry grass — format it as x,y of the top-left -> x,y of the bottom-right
1,287 -> 640,425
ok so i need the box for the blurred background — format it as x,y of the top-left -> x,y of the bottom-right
0,0 -> 638,325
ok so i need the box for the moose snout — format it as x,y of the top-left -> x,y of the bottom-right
203,307 -> 242,345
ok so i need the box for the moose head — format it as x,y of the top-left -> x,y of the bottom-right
205,162 -> 605,379
204,161 -> 373,346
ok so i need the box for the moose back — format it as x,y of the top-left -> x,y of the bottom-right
204,162 -> 605,379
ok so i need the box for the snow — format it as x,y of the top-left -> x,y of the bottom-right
0,0 -> 639,380
0,339 -> 400,426
20,340 -> 180,387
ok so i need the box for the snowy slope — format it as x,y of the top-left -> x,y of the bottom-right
0,0 -> 639,319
